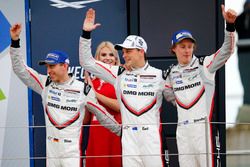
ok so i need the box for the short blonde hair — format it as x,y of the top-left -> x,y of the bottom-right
95,41 -> 120,65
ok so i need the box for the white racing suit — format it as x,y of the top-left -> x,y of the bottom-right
10,47 -> 121,167
165,30 -> 235,167
79,37 -> 175,167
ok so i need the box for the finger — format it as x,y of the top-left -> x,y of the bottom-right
92,9 -> 96,21
10,24 -> 17,31
14,24 -> 21,31
18,23 -> 22,30
221,4 -> 225,13
228,9 -> 237,16
10,24 -> 20,32
87,8 -> 95,20
94,23 -> 101,29
86,9 -> 91,20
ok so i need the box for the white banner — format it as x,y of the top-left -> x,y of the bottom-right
0,1 -> 30,166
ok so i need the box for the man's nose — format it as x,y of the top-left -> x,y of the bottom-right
185,48 -> 190,52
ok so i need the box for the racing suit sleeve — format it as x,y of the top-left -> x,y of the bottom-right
79,36 -> 118,85
10,40 -> 46,95
163,77 -> 176,106
85,86 -> 121,136
204,24 -> 235,74
162,68 -> 176,106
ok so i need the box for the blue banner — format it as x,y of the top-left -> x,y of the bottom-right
29,1 -> 127,166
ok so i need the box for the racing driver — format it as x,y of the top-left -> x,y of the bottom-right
79,8 -> 175,167
164,5 -> 237,167
9,23 -> 121,167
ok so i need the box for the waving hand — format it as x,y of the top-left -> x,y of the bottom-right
221,5 -> 237,23
83,8 -> 101,32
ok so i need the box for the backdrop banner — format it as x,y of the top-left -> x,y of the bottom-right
0,1 -> 30,167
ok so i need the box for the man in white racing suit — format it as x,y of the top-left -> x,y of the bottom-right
79,9 -> 175,167
9,23 -> 121,167
164,5 -> 237,167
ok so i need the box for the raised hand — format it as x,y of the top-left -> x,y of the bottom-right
221,5 -> 237,23
10,23 -> 22,40
83,8 -> 101,32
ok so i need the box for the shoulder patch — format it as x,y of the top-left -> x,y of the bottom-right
118,66 -> 126,76
162,64 -> 174,80
45,76 -> 52,87
84,83 -> 92,95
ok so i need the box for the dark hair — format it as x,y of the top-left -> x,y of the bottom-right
136,48 -> 147,61
169,45 -> 176,55
144,53 -> 147,61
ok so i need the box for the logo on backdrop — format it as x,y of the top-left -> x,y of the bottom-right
49,0 -> 102,9
0,89 -> 6,101
68,66 -> 84,80
0,11 -> 11,53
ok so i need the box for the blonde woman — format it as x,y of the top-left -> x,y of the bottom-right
85,41 -> 122,167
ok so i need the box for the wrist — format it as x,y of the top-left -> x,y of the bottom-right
81,30 -> 91,39
11,39 -> 20,48
226,22 -> 235,32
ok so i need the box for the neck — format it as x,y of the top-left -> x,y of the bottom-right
58,74 -> 71,83
133,60 -> 146,69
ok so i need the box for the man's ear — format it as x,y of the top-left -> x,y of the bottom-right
139,49 -> 145,55
171,46 -> 176,54
63,63 -> 69,70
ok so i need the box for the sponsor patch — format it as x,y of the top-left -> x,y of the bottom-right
127,84 -> 137,88
64,139 -> 72,143
123,90 -> 155,96
142,84 -> 154,89
187,74 -> 199,81
64,89 -> 80,94
48,136 -> 59,142
51,96 -> 60,102
49,89 -> 61,96
53,138 -> 59,142
132,127 -> 138,131
183,67 -> 198,73
139,75 -> 157,83
171,74 -> 182,80
174,81 -> 201,92
47,102 -> 78,111
124,78 -> 137,82
123,125 -> 130,130
140,75 -> 156,79
176,80 -> 183,84
66,99 -> 77,103
125,73 -> 137,77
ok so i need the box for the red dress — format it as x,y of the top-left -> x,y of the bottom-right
86,78 -> 122,167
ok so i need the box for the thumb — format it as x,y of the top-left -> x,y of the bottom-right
94,23 -> 101,29
221,4 -> 225,14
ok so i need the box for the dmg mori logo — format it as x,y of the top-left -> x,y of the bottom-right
49,0 -> 102,9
